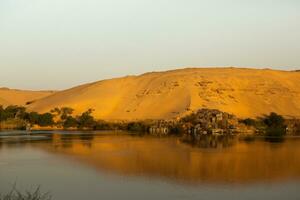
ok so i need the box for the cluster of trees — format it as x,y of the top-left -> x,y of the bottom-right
0,105 -> 54,128
0,105 -> 154,131
0,105 -> 291,137
50,107 -> 98,129
241,112 -> 287,136
0,105 -> 99,129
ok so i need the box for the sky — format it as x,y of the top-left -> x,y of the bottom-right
0,0 -> 299,90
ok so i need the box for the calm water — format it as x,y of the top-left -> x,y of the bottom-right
0,131 -> 300,200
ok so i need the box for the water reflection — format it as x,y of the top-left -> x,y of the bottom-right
1,132 -> 300,185
264,136 -> 285,143
181,135 -> 237,149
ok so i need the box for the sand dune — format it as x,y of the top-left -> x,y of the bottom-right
0,87 -> 55,107
28,68 -> 300,120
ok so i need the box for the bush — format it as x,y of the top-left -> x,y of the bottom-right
0,105 -> 26,121
240,118 -> 256,126
60,107 -> 74,120
63,116 -> 78,128
263,112 -> 285,127
37,113 -> 54,127
93,120 -> 114,130
126,122 -> 149,132
77,109 -> 96,129
263,112 -> 286,137
0,186 -> 51,200
24,112 -> 40,124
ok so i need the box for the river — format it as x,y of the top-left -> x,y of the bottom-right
0,131 -> 300,200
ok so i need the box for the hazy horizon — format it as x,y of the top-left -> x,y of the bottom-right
1,0 -> 299,90
0,66 -> 298,91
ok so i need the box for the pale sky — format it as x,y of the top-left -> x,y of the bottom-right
0,0 -> 299,90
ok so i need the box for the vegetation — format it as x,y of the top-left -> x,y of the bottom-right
240,118 -> 257,126
0,105 -> 121,131
240,112 -> 287,136
63,116 -> 78,128
126,121 -> 149,132
0,105 -> 293,137
36,113 -> 54,127
77,109 -> 96,129
263,112 -> 286,136
0,186 -> 51,200
0,105 -> 25,121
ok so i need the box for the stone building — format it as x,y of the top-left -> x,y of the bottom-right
181,109 -> 239,136
149,120 -> 171,135
286,119 -> 300,135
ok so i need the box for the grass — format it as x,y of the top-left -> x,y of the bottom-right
0,186 -> 51,200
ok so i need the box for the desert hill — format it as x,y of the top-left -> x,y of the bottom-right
28,68 -> 300,120
0,87 -> 55,107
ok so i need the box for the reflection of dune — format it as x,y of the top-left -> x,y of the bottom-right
37,134 -> 300,184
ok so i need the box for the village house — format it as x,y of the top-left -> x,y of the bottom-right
181,109 -> 239,136
285,119 -> 300,135
149,120 -> 171,135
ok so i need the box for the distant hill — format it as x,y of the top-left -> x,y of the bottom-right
0,88 -> 55,107
27,67 -> 300,120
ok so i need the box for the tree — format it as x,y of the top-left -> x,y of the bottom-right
38,113 -> 54,127
15,106 -> 26,119
127,122 -> 148,132
24,112 -> 40,124
63,116 -> 78,128
0,105 -> 26,121
50,107 -> 62,118
241,118 -> 256,126
0,105 -> 4,121
263,112 -> 285,127
77,109 -> 96,129
60,107 -> 74,120
263,112 -> 286,136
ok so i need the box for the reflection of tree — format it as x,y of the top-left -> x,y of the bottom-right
52,133 -> 96,149
79,134 -> 95,148
181,135 -> 237,149
59,134 -> 74,148
0,133 -> 54,148
264,136 -> 285,143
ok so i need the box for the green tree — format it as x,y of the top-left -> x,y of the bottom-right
38,113 -> 54,127
263,112 -> 286,136
24,112 -> 40,124
50,107 -> 61,117
0,105 -> 26,121
77,109 -> 96,129
60,107 -> 74,120
241,118 -> 256,126
63,116 -> 78,128
126,122 -> 148,132
0,105 -> 4,121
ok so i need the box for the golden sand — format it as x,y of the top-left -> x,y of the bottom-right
0,87 -> 55,106
26,67 -> 300,120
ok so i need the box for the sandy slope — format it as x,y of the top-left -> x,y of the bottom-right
0,87 -> 55,106
28,68 -> 300,120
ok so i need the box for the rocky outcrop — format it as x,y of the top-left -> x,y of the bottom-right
148,109 -> 255,136
286,119 -> 300,135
